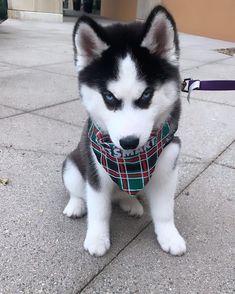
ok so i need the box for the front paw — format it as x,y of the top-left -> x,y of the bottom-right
84,233 -> 110,257
63,197 -> 86,218
156,225 -> 186,256
119,198 -> 144,217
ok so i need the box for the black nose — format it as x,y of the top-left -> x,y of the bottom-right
119,136 -> 139,150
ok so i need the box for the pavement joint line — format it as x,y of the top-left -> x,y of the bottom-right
32,60 -> 73,69
181,56 -> 231,73
181,95 -> 235,108
28,60 -> 73,69
213,162 -> 235,170
30,111 -> 82,128
0,60 -> 73,71
78,139 -> 234,293
0,111 -> 29,120
181,153 -> 202,160
0,98 -> 79,120
0,144 -> 66,157
175,138 -> 235,199
215,60 -> 235,67
78,220 -> 151,294
29,67 -> 77,78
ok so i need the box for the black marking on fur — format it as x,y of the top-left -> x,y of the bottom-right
134,87 -> 154,109
101,90 -> 123,111
76,5 -> 180,94
172,136 -> 181,170
170,98 -> 181,123
64,121 -> 100,190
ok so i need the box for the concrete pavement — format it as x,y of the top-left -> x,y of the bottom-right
0,18 -> 234,294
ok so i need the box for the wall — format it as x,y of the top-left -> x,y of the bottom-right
136,0 -> 161,20
8,0 -> 63,22
163,0 -> 235,42
100,0 -> 137,22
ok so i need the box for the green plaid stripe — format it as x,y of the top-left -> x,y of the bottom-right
88,121 -> 175,195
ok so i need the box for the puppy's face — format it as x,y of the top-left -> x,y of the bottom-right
73,6 -> 180,150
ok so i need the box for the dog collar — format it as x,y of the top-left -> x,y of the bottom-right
88,120 -> 176,195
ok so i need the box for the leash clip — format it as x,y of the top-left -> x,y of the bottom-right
181,78 -> 191,93
181,78 -> 200,102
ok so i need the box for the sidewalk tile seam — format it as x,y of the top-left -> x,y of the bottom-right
175,139 -> 235,198
0,111 -> 30,121
78,220 -> 151,294
180,56 -> 231,73
30,112 -> 81,128
32,61 -> 74,69
0,98 -> 79,120
181,95 -> 235,108
0,144 -> 66,157
0,59 -> 73,70
213,162 -> 235,170
28,67 -> 76,78
28,60 -> 74,68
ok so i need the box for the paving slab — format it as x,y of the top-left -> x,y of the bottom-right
178,98 -> 235,160
216,57 -> 235,66
181,63 -> 235,106
0,113 -> 81,155
0,30 -> 72,55
179,32 -> 235,49
180,47 -> 230,63
177,155 -> 206,195
0,105 -> 22,118
0,68 -> 78,110
35,99 -> 87,127
215,142 -> 235,168
0,46 -> 72,68
179,58 -> 205,71
0,19 -> 73,49
81,163 -> 235,294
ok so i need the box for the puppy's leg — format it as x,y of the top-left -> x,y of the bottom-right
119,197 -> 144,218
84,163 -> 113,257
62,158 -> 86,218
113,190 -> 144,217
145,140 -> 186,256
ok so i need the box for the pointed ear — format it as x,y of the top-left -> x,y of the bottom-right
73,16 -> 109,71
141,6 -> 179,65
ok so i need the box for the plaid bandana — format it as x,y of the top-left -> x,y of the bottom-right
88,120 -> 176,196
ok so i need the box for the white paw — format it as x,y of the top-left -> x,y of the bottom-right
119,198 -> 144,217
156,225 -> 186,256
63,197 -> 86,218
84,233 -> 110,257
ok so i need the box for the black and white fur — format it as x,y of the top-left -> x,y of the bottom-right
62,6 -> 186,256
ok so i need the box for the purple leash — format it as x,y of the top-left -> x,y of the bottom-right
182,78 -> 235,101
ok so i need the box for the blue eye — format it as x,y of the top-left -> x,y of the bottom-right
142,91 -> 151,100
102,90 -> 122,110
134,87 -> 154,109
105,93 -> 115,102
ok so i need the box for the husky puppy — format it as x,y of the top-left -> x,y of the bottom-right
62,6 -> 186,257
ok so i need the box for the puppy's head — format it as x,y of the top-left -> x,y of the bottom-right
73,6 -> 180,150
